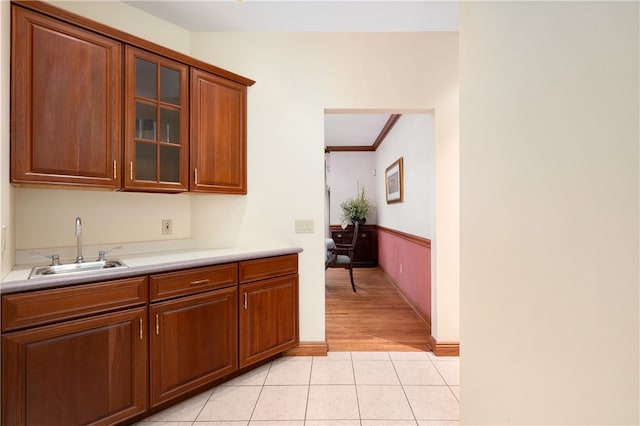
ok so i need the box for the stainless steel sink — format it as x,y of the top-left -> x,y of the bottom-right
28,259 -> 128,279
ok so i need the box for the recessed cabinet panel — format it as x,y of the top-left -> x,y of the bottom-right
239,275 -> 299,368
2,307 -> 147,426
191,69 -> 247,194
125,46 -> 188,192
149,288 -> 238,407
11,6 -> 121,188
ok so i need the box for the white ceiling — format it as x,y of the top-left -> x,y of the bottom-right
324,113 -> 391,148
123,1 -> 458,148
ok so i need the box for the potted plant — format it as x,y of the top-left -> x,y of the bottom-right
340,186 -> 373,225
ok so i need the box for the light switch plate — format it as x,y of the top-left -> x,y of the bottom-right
294,219 -> 314,233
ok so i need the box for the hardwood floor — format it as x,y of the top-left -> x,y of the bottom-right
325,266 -> 431,352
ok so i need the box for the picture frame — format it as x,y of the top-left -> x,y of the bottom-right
385,157 -> 404,204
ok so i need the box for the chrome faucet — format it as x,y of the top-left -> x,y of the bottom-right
74,217 -> 83,263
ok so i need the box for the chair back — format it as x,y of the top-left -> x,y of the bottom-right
349,221 -> 361,250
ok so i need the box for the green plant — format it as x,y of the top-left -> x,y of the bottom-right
340,186 -> 373,222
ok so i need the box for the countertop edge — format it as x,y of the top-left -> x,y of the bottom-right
1,247 -> 303,295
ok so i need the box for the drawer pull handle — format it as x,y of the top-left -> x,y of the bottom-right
139,318 -> 143,340
130,161 -> 134,181
113,160 -> 117,180
190,279 -> 210,286
244,293 -> 248,310
155,314 -> 159,335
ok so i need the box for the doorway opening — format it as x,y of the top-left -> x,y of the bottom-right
323,109 -> 435,351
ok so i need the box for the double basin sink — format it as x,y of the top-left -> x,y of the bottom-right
28,259 -> 128,279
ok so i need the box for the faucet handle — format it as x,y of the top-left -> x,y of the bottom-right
30,251 -> 61,266
97,245 -> 122,261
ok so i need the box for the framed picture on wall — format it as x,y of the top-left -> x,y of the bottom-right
385,157 -> 404,204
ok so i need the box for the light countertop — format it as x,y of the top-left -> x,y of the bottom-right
2,246 -> 303,294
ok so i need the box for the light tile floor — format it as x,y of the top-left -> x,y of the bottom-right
136,351 -> 459,426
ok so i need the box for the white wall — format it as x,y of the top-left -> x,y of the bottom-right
460,2 -> 639,424
3,2 -> 460,346
189,32 -> 459,343
48,1 -> 191,53
0,0 -> 13,278
327,151 -> 377,225
15,189 -> 192,249
376,113 -> 434,239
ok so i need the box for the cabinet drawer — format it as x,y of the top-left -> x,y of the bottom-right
331,231 -> 353,244
150,263 -> 237,302
239,254 -> 298,284
1,276 -> 148,332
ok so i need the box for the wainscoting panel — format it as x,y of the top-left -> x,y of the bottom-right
377,226 -> 431,320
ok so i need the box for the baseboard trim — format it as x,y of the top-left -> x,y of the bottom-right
428,335 -> 460,356
284,341 -> 328,356
382,271 -> 459,357
382,271 -> 432,336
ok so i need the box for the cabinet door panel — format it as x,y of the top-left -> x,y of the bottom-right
124,46 -> 188,192
239,275 -> 299,368
191,69 -> 247,194
11,6 -> 121,188
149,287 -> 238,406
2,307 -> 147,426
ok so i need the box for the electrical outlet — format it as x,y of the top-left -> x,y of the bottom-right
162,220 -> 173,235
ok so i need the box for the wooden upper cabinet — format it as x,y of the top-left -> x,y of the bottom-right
10,6 -> 122,188
124,46 -> 189,192
191,69 -> 247,194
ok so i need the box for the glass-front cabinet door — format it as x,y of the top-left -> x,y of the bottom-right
124,46 -> 188,192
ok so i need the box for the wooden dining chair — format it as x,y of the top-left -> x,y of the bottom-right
325,221 -> 360,292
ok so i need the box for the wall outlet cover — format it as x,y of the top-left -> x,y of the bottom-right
162,220 -> 173,235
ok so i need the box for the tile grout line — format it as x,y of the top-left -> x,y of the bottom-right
304,355 -> 314,423
347,352 -> 366,424
390,355 -> 419,425
246,359 -> 273,424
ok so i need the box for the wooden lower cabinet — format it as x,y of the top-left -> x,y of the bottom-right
1,307 -> 147,426
149,286 -> 238,407
239,275 -> 299,368
1,254 -> 299,425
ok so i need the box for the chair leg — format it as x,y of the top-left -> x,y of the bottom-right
348,267 -> 356,292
